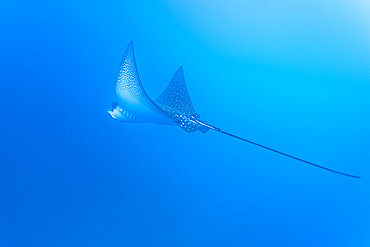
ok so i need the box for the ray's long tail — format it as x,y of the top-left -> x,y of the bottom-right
219,129 -> 360,179
192,117 -> 360,179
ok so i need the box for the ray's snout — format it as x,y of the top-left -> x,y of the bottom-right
107,102 -> 118,120
107,102 -> 137,122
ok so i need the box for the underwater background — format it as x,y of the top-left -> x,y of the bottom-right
1,0 -> 369,246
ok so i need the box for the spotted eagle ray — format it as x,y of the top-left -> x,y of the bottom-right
108,41 -> 360,179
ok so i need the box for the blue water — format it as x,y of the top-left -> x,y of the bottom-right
1,1 -> 369,246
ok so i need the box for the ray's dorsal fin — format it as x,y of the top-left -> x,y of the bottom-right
155,67 -> 195,116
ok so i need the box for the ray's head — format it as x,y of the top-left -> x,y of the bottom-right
107,102 -> 137,122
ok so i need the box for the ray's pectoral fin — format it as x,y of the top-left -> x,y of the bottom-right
155,66 -> 195,116
113,41 -> 176,124
155,67 -> 209,133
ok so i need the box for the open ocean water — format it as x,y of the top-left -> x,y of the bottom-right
1,1 -> 369,246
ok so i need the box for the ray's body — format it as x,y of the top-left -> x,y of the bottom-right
108,41 -> 360,179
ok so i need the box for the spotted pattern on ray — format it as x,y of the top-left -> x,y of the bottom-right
116,41 -> 174,121
154,67 -> 211,132
158,105 -> 200,132
155,67 -> 195,116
